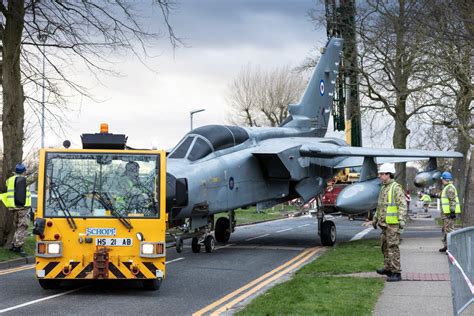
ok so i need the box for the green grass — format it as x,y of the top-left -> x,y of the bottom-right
0,233 -> 35,261
237,239 -> 385,316
215,205 -> 299,226
238,277 -> 384,316
298,239 -> 383,275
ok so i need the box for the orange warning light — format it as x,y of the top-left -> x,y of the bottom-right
100,123 -> 109,134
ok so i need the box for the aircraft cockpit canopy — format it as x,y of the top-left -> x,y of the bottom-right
169,125 -> 249,161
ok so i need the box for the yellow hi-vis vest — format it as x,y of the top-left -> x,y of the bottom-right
421,194 -> 431,203
386,182 -> 400,224
1,175 -> 31,208
441,183 -> 461,214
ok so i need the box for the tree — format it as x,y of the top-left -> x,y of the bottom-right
357,0 -> 444,187
420,0 -> 472,207
227,65 -> 306,127
0,1 -> 180,247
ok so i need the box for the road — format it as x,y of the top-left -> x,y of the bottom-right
0,212 -> 441,315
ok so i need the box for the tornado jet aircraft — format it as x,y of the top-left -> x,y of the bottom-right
165,38 -> 462,252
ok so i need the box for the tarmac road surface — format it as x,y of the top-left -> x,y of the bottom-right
0,213 -> 441,315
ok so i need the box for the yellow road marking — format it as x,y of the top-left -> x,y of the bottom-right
192,247 -> 320,316
0,264 -> 35,276
210,248 -> 320,315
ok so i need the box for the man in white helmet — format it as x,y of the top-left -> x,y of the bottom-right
370,163 -> 407,282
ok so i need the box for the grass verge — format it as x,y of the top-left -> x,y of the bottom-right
237,239 -> 385,316
215,205 -> 299,226
0,232 -> 35,261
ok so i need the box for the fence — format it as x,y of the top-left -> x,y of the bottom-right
447,226 -> 474,315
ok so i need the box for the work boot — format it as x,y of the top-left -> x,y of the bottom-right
11,246 -> 27,257
387,273 -> 402,282
376,268 -> 391,276
439,246 -> 447,253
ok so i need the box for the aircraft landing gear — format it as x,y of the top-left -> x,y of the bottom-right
215,210 -> 235,243
191,234 -> 216,253
175,236 -> 184,253
316,196 -> 337,246
320,220 -> 336,246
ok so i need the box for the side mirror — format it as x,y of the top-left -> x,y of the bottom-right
33,217 -> 46,236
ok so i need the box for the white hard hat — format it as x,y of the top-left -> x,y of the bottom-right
378,163 -> 395,174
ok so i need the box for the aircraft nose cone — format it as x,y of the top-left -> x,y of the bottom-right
336,179 -> 381,214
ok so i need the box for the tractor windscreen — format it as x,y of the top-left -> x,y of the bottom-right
43,152 -> 160,218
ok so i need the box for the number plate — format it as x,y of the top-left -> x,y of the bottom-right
95,238 -> 133,246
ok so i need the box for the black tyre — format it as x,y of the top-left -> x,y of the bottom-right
368,209 -> 376,221
215,217 -> 231,243
320,220 -> 336,246
38,279 -> 61,290
204,235 -> 215,253
191,237 -> 201,253
176,237 -> 183,253
142,278 -> 162,291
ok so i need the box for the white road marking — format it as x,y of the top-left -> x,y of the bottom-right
350,227 -> 373,241
0,287 -> 87,314
229,245 -> 305,251
165,257 -> 184,264
276,228 -> 293,233
297,224 -> 310,228
245,234 -> 270,241
215,243 -> 234,250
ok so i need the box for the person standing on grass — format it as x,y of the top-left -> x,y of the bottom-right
0,163 -> 32,257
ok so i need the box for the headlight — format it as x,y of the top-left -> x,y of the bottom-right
47,243 -> 61,254
140,242 -> 165,258
142,243 -> 154,255
36,241 -> 62,258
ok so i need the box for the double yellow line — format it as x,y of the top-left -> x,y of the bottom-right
0,264 -> 35,276
193,247 -> 321,316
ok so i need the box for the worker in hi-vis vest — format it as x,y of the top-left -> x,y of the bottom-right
433,171 -> 461,253
420,192 -> 431,213
369,163 -> 407,282
0,163 -> 31,257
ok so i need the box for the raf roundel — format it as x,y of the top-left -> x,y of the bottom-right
319,79 -> 325,96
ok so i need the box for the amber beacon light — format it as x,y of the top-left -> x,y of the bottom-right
100,123 -> 109,134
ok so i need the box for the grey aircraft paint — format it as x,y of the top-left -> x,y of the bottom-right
164,38 -> 462,247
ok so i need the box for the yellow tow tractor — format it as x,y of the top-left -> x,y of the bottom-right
33,124 -> 166,290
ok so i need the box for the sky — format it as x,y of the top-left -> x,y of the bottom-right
36,0 -> 341,152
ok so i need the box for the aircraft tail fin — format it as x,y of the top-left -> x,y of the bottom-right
282,38 -> 343,135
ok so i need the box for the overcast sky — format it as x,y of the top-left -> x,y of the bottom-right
36,0 -> 344,152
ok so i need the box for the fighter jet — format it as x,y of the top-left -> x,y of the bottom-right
165,38 -> 462,252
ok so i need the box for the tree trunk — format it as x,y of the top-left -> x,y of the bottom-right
453,130 -> 470,204
463,149 -> 474,227
393,111 -> 410,188
0,1 -> 26,247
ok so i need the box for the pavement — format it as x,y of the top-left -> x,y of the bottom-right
373,212 -> 454,316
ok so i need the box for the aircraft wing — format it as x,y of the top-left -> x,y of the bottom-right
251,138 -> 462,175
329,156 -> 434,169
299,145 -> 463,159
299,144 -> 463,168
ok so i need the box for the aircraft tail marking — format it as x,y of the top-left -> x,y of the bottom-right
282,37 -> 343,135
